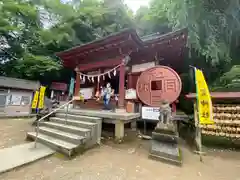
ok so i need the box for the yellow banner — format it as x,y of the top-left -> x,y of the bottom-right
31,91 -> 39,109
38,86 -> 46,109
195,68 -> 214,124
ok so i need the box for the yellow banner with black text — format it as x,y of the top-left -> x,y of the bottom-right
38,86 -> 46,109
195,68 -> 214,124
31,86 -> 46,109
31,91 -> 39,109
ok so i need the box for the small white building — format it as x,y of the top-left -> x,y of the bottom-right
0,76 -> 40,116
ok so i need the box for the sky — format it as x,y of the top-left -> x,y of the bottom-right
61,0 -> 150,13
124,0 -> 150,13
43,0 -> 150,29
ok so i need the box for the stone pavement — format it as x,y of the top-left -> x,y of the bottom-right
0,142 -> 54,174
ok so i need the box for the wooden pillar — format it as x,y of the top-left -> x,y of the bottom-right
74,71 -> 80,96
127,73 -> 133,89
118,63 -> 125,109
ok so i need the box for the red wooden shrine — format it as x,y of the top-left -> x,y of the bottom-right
56,28 -> 187,111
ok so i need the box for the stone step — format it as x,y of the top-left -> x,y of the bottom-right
152,132 -> 178,143
27,132 -> 80,157
149,140 -> 181,165
39,126 -> 86,145
40,122 -> 91,138
154,128 -> 177,136
56,112 -> 101,123
50,117 -> 97,130
149,153 -> 182,166
54,113 -> 103,145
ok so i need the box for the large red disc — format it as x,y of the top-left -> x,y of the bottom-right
136,66 -> 182,106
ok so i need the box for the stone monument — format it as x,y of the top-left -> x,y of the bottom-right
149,100 -> 182,166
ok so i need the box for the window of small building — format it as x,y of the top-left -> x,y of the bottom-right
8,94 -> 22,106
0,95 -> 6,107
0,89 -> 7,93
21,96 -> 30,105
151,80 -> 163,90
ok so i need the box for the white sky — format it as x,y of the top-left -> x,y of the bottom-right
124,0 -> 150,12
62,0 -> 150,13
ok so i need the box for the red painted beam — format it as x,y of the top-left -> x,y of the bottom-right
77,56 -> 123,72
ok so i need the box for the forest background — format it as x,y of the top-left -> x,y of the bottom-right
1,0 -> 240,112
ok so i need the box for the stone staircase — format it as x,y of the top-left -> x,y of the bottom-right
27,109 -> 102,157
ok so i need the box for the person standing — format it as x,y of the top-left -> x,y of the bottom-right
103,83 -> 112,110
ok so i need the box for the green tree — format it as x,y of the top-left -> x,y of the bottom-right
135,0 -> 240,91
0,0 -> 135,83
0,0 -> 60,80
145,0 -> 240,64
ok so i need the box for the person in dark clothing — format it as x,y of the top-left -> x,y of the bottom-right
51,95 -> 59,108
32,97 -> 56,126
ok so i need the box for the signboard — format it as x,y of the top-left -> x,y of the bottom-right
31,91 -> 39,109
125,89 -> 137,99
195,68 -> 214,124
80,88 -> 94,100
132,62 -> 155,73
50,82 -> 67,91
142,106 -> 159,121
38,86 -> 46,109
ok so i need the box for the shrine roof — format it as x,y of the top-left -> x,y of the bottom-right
56,28 -> 188,69
130,28 -> 188,72
0,76 -> 40,90
56,28 -> 143,68
141,28 -> 187,44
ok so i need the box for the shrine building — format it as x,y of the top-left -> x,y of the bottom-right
56,28 -> 187,112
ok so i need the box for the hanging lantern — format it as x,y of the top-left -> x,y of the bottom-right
103,75 -> 105,81
113,68 -> 117,76
92,76 -> 94,83
108,71 -> 111,79
79,74 -> 82,80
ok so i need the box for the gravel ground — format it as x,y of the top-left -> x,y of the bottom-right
0,118 -> 34,149
0,141 -> 240,180
0,119 -> 239,180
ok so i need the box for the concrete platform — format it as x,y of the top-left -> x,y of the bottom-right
62,109 -> 140,121
0,142 -> 54,174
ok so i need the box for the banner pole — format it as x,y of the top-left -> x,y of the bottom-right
194,102 -> 203,161
193,66 -> 204,162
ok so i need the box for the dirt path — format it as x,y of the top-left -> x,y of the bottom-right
0,119 -> 239,180
0,142 -> 239,180
0,118 -> 33,149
